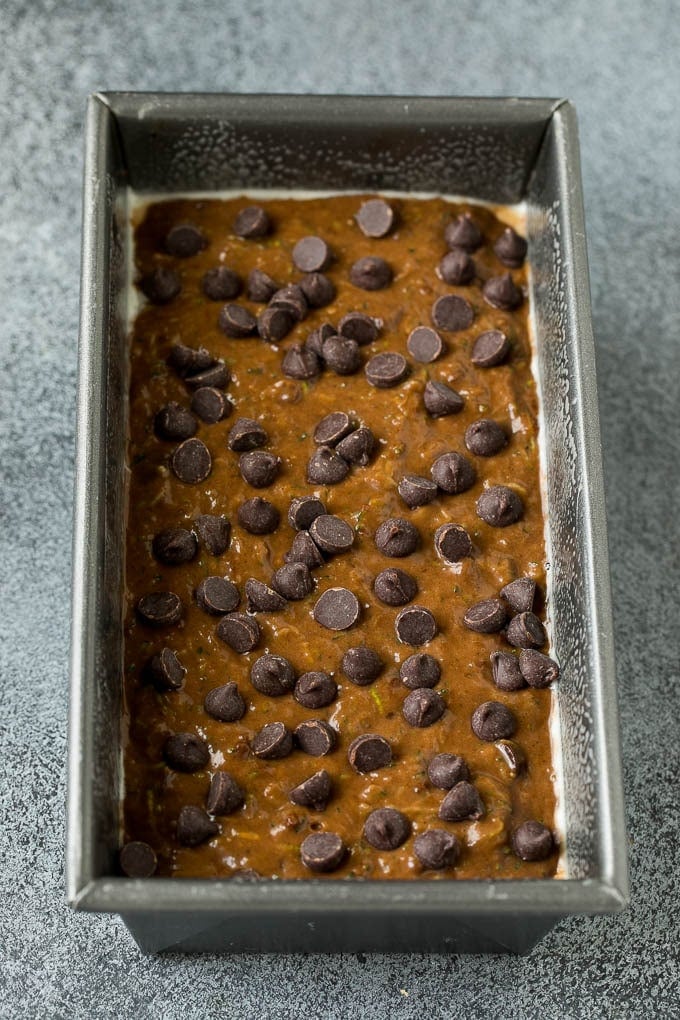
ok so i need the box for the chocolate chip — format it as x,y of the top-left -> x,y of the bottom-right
519,649 -> 559,688
395,604 -> 437,646
483,273 -> 523,310
402,687 -> 445,727
341,646 -> 384,686
471,701 -> 517,741
245,577 -> 287,613
140,266 -> 181,304
363,808 -> 410,850
237,497 -> 280,535
407,326 -> 444,363
305,322 -> 336,357
438,249 -> 475,285
194,514 -> 231,555
251,722 -> 293,759
269,284 -> 308,322
365,351 -> 408,388
299,272 -> 336,309
463,598 -> 508,634
191,387 -> 229,423
322,335 -> 362,376
494,227 -> 528,268
290,769 -> 332,811
271,562 -> 314,600
282,344 -> 321,380
168,343 -> 214,377
233,205 -> 270,238
250,654 -> 296,697
154,403 -> 198,441
177,806 -> 219,847
490,651 -> 526,691
306,446 -> 350,485
427,753 -> 469,789
184,362 -> 230,390
218,303 -> 258,338
204,682 -> 247,722
285,530 -> 325,569
400,653 -> 441,689
373,568 -> 418,606
335,426 -> 377,466
506,612 -> 546,649
414,829 -> 460,870
247,267 -> 279,302
338,311 -> 380,345
206,772 -> 245,815
202,266 -> 242,300
430,452 -> 476,494
295,719 -> 337,756
227,417 -> 268,452
164,732 -> 210,772
152,528 -> 198,566
257,305 -> 296,342
136,592 -> 182,627
288,495 -> 327,530
143,647 -> 186,692
465,419 -> 508,457
431,294 -> 475,332
476,485 -> 523,527
313,587 -> 360,630
119,841 -> 157,878
313,412 -> 354,447
300,831 -> 347,872
347,733 -> 392,773
239,450 -> 281,488
471,329 -> 511,368
294,671 -> 338,709
171,437 -> 212,483
195,576 -> 240,616
349,256 -> 393,290
439,781 -> 485,821
496,739 -> 527,776
434,523 -> 472,563
423,380 -> 465,417
445,212 -> 483,252
398,474 -> 439,509
500,577 -> 537,614
293,236 -> 333,272
374,517 -> 419,557
511,820 -> 555,861
216,613 -> 261,654
356,198 -> 395,238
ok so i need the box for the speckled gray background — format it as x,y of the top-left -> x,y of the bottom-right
1,0 -> 679,1016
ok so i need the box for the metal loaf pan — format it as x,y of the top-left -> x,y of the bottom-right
68,93 -> 628,954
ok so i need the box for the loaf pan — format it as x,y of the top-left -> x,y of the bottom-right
67,93 -> 628,954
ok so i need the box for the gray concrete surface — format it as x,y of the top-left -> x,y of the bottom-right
1,0 -> 678,1016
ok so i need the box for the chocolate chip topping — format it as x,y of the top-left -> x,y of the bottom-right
349,256 -> 393,291
431,295 -> 475,332
270,284 -> 309,322
323,335 -> 362,376
438,781 -> 485,822
336,426 -> 377,466
496,739 -> 526,776
471,329 -> 511,368
300,831 -> 347,872
218,303 -> 258,338
398,474 -> 439,509
299,272 -> 336,309
194,514 -> 231,555
402,687 -> 445,727
171,437 -> 212,484
305,322 -> 336,357
338,311 -> 380,345
490,651 -> 526,692
177,806 -> 219,847
215,613 -> 261,654
154,402 -> 198,441
195,576 -> 240,616
202,266 -> 242,300
313,587 -> 360,631
476,485 -> 523,527
288,495 -> 327,530
251,722 -> 293,760
511,820 -> 555,861
363,807 -> 410,850
250,654 -> 296,697
247,267 -> 279,303
427,753 -> 469,789
400,653 -> 441,689
434,523 -> 472,563
140,266 -> 181,305
506,612 -> 546,649
306,445 -> 350,484
294,718 -> 338,756
238,450 -> 281,488
463,598 -> 509,634
293,236 -> 333,272
309,515 -> 354,555
465,419 -> 508,457
347,733 -> 392,773
290,769 -> 332,811
438,249 -> 475,285
365,351 -> 408,388
356,198 -> 395,238
285,530 -> 325,569
406,326 -> 444,363
373,568 -> 418,606
483,273 -> 523,310
341,646 -> 384,686
445,212 -> 483,252
471,701 -> 517,741
144,647 -> 186,692
423,380 -> 465,418
272,562 -> 314,601
257,305 -> 296,342
245,577 -> 287,613
119,841 -> 157,878
184,362 -> 230,391
494,226 -> 528,268
394,604 -> 438,646
294,671 -> 338,709
206,772 -> 245,815
374,517 -> 419,557
136,592 -> 183,627
168,343 -> 214,377
237,497 -> 280,535
500,577 -> 537,614
163,732 -> 210,773
430,452 -> 476,494
152,527 -> 198,566
519,649 -> 559,688
233,205 -> 270,239
414,829 -> 460,870
313,412 -> 354,447
204,682 -> 247,722
228,417 -> 268,452
282,344 -> 321,380
191,387 -> 229,423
